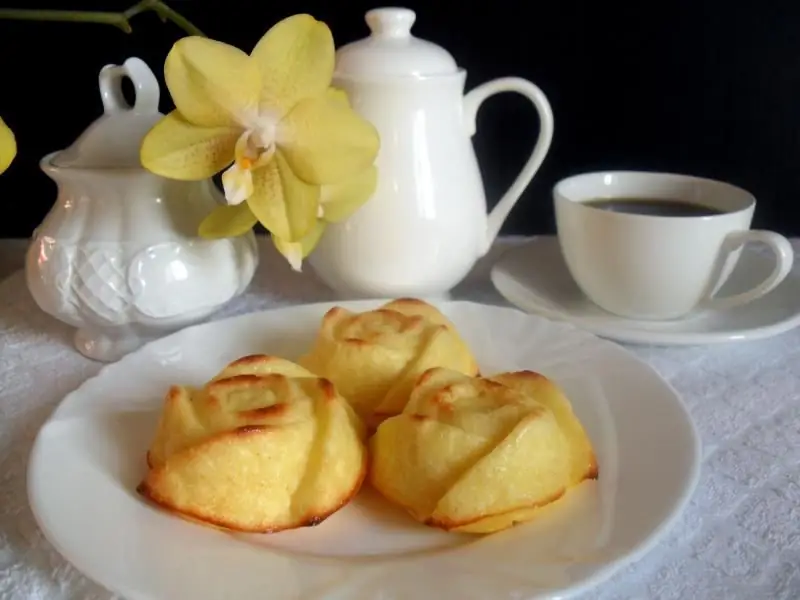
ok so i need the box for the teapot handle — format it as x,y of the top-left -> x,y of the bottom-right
463,77 -> 554,255
99,57 -> 160,115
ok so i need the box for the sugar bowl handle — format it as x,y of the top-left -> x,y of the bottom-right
463,77 -> 554,255
99,57 -> 160,114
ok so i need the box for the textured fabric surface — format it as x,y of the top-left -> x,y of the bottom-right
0,236 -> 798,600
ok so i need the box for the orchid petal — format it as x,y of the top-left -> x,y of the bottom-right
320,165 -> 378,223
165,36 -> 260,127
278,95 -> 380,184
326,87 -> 350,108
250,14 -> 335,115
221,163 -> 254,205
198,202 -> 258,239
140,111 -> 239,180
0,117 -> 16,175
246,150 -> 319,242
272,220 -> 326,272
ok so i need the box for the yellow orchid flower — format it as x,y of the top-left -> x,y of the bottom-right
140,13 -> 380,247
272,221 -> 328,273
0,117 -> 16,175
272,164 -> 378,271
202,164 -> 377,272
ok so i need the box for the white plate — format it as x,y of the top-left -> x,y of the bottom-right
27,300 -> 701,600
491,237 -> 800,346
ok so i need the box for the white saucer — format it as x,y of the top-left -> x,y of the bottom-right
491,237 -> 800,346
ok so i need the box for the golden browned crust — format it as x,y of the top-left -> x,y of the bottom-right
138,354 -> 368,534
368,366 -> 599,535
424,487 -> 568,531
137,450 -> 368,534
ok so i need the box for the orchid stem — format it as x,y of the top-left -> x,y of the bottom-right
0,0 -> 205,36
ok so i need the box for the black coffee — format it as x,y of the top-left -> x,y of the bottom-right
583,198 -> 723,217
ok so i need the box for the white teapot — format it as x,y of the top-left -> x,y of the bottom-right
308,7 -> 554,299
25,58 -> 258,362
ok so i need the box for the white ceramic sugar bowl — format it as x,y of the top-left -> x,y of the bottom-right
25,57 -> 258,362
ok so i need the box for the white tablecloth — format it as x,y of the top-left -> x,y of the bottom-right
1,236 -> 798,600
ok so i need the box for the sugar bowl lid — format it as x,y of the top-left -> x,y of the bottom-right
334,7 -> 459,79
52,57 -> 162,169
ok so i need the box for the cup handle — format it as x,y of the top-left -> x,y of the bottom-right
99,57 -> 160,115
463,77 -> 554,256
703,230 -> 794,311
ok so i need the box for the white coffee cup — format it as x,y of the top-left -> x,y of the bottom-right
554,171 -> 795,321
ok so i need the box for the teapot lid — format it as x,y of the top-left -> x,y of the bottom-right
334,8 -> 459,79
52,57 -> 162,169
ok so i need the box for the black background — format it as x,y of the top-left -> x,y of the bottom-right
1,0 -> 799,238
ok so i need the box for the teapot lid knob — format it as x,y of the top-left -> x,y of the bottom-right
334,7 -> 458,79
365,7 -> 416,38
